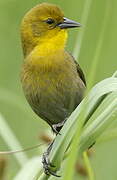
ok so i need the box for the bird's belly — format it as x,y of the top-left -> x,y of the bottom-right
21,63 -> 85,125
22,57 -> 85,125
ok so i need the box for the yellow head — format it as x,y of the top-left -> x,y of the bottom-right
21,3 -> 81,57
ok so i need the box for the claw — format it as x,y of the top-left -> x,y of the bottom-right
49,162 -> 55,167
42,154 -> 55,167
48,170 -> 61,177
42,154 -> 60,177
42,141 -> 60,177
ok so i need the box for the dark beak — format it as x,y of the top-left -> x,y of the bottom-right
57,17 -> 81,29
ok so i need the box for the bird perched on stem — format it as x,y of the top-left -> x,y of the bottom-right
20,2 -> 86,177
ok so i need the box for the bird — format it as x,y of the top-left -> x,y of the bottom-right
20,2 -> 86,177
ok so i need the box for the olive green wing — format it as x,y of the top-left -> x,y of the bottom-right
68,52 -> 86,86
74,60 -> 86,86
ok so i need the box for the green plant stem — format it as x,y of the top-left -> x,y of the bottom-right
0,113 -> 28,166
63,110 -> 85,180
73,0 -> 93,60
83,151 -> 94,180
87,0 -> 110,89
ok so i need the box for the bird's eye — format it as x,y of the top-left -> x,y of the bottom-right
45,18 -> 55,24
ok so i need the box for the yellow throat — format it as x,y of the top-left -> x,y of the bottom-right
24,29 -> 68,68
34,29 -> 68,56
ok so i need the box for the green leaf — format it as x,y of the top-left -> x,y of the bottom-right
38,74 -> 117,179
79,91 -> 117,153
14,156 -> 42,180
0,113 -> 28,166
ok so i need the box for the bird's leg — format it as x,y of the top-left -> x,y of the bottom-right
42,119 -> 67,176
42,141 -> 60,177
51,119 -> 67,135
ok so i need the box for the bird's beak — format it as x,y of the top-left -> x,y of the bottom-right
57,17 -> 81,29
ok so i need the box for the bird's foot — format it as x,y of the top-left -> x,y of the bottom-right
52,120 -> 67,135
42,142 -> 60,177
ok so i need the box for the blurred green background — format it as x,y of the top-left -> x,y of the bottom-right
0,0 -> 117,179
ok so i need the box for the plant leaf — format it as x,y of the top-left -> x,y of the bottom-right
38,74 -> 117,179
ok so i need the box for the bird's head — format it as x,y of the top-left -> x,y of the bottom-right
21,3 -> 81,57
